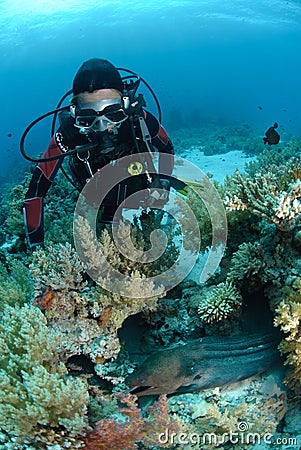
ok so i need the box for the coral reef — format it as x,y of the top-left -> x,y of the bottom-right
0,258 -> 33,313
225,156 -> 301,231
83,393 -> 180,449
196,280 -> 242,324
0,178 -> 30,247
30,242 -> 86,293
1,126 -> 301,448
0,304 -> 89,448
170,123 -> 273,157
168,371 -> 287,449
28,230 -> 167,388
274,279 -> 301,394
222,152 -> 301,402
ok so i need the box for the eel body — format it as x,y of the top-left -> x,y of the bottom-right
126,333 -> 281,396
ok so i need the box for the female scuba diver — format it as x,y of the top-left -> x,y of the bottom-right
22,58 -> 174,248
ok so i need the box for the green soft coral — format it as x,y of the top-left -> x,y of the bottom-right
0,178 -> 30,239
0,304 -> 89,447
0,259 -> 33,313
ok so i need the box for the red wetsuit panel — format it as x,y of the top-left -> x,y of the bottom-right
24,197 -> 42,231
38,136 -> 63,180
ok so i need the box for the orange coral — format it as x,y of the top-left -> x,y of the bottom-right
98,305 -> 113,327
83,393 -> 179,450
33,287 -> 55,309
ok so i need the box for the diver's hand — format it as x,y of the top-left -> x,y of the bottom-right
148,178 -> 170,208
158,178 -> 170,203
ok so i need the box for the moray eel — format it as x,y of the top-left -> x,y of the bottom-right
126,333 -> 282,396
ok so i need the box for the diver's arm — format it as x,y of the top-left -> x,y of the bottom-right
23,136 -> 63,248
143,110 -> 174,178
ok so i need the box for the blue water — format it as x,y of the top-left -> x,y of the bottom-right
1,0 -> 301,178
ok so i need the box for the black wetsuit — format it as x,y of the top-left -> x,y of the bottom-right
24,109 -> 174,247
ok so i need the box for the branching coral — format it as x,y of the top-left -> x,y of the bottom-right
226,239 -> 290,293
197,280 -> 242,324
244,140 -> 301,178
0,304 -> 89,448
83,393 -> 180,449
227,241 -> 265,285
274,280 -> 301,395
225,157 -> 301,231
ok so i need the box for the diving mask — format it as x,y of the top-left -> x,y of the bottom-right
72,98 -> 128,134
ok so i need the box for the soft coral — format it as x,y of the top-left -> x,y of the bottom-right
84,393 -> 179,449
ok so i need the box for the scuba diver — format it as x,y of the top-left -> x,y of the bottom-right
22,58 -> 174,248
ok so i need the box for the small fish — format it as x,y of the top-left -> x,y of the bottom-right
7,133 -> 12,137
263,122 -> 280,145
258,105 -> 263,110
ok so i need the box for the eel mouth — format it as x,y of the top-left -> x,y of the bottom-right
129,385 -> 156,395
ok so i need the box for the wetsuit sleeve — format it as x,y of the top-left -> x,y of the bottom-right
143,110 -> 174,178
23,136 -> 63,248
